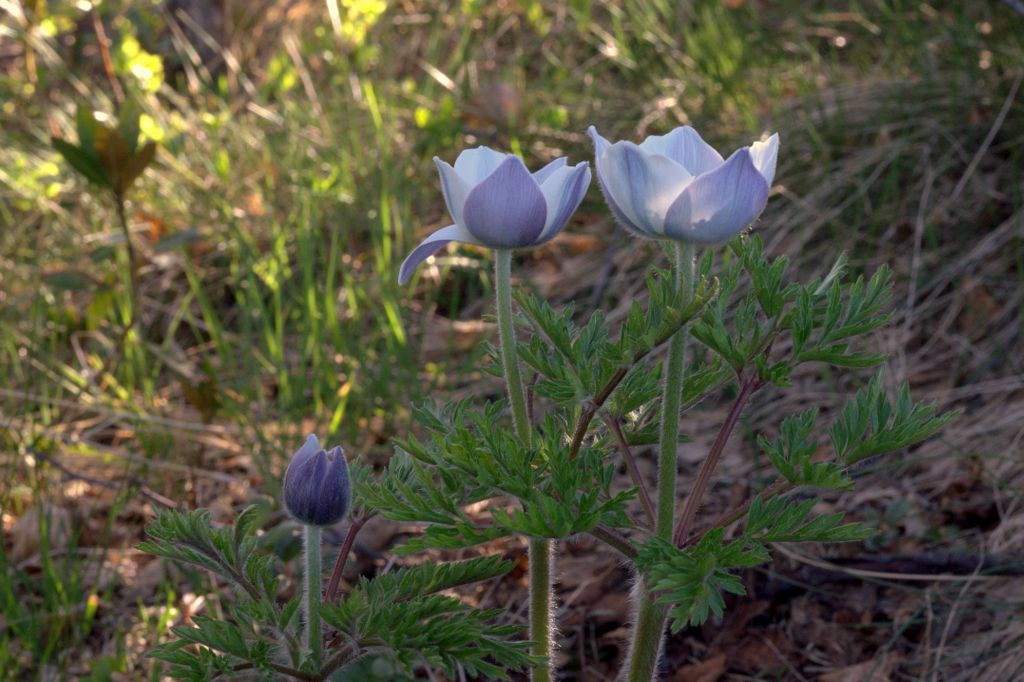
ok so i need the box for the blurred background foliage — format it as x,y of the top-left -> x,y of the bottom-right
1,0 -> 1022,678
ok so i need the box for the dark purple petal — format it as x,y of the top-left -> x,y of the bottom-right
290,434 -> 321,470
398,224 -> 481,285
537,161 -> 591,242
315,447 -> 351,525
284,443 -> 351,526
461,156 -> 547,247
663,148 -> 769,244
532,157 -> 567,185
284,449 -> 327,524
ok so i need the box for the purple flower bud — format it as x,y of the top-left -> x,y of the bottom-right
588,125 -> 778,244
399,147 -> 592,284
283,435 -> 351,527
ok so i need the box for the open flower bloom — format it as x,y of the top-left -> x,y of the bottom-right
283,435 -> 352,527
398,147 -> 591,284
588,125 -> 778,244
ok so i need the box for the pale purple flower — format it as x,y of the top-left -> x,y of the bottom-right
283,435 -> 351,527
398,147 -> 591,284
588,126 -> 778,244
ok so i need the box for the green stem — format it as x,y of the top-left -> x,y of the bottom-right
625,241 -> 695,681
114,193 -> 141,334
627,590 -> 668,682
304,524 -> 322,667
529,537 -> 552,681
655,241 -> 694,538
495,249 -> 552,682
495,250 -> 530,439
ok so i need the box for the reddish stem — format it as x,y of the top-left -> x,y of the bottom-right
687,478 -> 792,547
673,375 -> 759,547
602,413 -> 656,529
91,10 -> 125,104
324,513 -> 373,603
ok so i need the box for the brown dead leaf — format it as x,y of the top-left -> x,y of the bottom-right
126,557 -> 167,600
136,211 -> 166,244
420,317 -> 495,362
716,599 -> 770,644
726,627 -> 797,674
958,275 -> 1000,341
9,504 -> 73,563
240,192 -> 266,217
588,588 -> 631,625
465,81 -> 521,128
76,556 -> 125,592
818,654 -> 898,682
539,232 -> 603,257
671,652 -> 727,682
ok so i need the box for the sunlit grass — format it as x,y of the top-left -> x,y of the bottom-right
1,0 -> 1022,677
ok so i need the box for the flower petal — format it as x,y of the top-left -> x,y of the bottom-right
598,141 -> 692,236
284,449 -> 327,524
588,126 -> 612,157
315,446 -> 351,525
537,161 -> 591,241
461,156 -> 547,247
663,148 -> 769,244
398,224 -> 481,285
452,147 -> 510,184
748,132 -> 779,187
638,126 -> 724,176
589,126 -> 642,234
532,157 -> 567,185
434,158 -> 471,227
290,434 -> 321,470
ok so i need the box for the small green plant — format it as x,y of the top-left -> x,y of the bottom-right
140,438 -> 536,680
52,100 -> 156,332
141,127 -> 954,681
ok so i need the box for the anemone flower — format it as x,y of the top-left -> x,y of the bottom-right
399,147 -> 591,284
588,125 -> 778,244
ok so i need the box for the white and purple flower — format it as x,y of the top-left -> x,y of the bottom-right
398,147 -> 591,284
588,125 -> 778,244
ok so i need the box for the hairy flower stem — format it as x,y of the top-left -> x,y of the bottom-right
528,536 -> 553,680
495,250 -> 531,439
626,592 -> 668,682
626,241 -> 695,682
655,242 -> 695,538
303,524 -> 322,666
495,249 -> 552,682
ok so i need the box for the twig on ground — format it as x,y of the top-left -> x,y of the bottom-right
33,449 -> 178,508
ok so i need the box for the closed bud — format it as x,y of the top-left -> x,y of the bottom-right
283,435 -> 351,526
